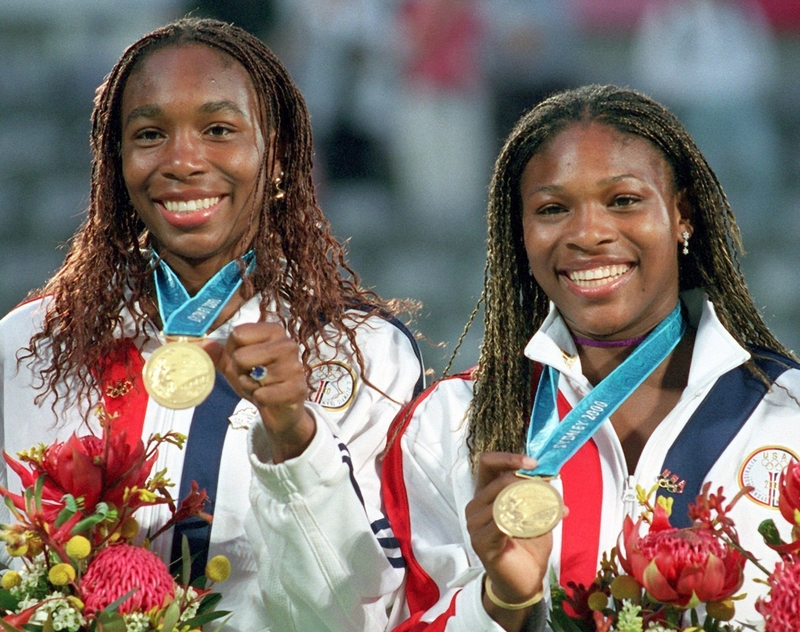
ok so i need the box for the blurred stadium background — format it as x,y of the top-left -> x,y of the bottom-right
2,0 -> 799,377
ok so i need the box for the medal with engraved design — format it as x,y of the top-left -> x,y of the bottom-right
493,477 -> 564,539
143,338 -> 215,410
147,250 -> 256,410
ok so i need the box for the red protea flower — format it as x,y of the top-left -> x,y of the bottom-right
778,461 -> 800,537
618,502 -> 746,609
756,554 -> 800,632
81,543 -> 175,615
3,429 -> 156,516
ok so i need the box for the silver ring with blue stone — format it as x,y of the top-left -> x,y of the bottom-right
249,365 -> 268,385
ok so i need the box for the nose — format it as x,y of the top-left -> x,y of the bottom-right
161,130 -> 206,180
565,204 -> 617,251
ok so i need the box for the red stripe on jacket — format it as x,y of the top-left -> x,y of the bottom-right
383,371 -> 474,631
556,391 -> 603,591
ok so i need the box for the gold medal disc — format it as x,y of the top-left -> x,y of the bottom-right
143,339 -> 216,410
493,477 -> 564,539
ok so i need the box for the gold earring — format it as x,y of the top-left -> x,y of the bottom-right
273,172 -> 285,200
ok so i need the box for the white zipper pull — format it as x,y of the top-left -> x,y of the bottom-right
622,475 -> 637,517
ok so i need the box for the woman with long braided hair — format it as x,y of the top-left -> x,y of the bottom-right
0,17 -> 422,631
381,85 -> 800,631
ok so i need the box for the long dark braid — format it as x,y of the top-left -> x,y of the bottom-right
466,84 -> 794,465
21,17 -> 400,413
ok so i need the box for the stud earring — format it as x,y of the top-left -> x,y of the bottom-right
682,231 -> 690,255
273,172 -> 285,200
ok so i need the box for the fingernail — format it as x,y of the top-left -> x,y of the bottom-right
521,456 -> 537,469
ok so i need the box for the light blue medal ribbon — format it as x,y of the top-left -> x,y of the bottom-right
519,303 -> 686,478
153,250 -> 256,337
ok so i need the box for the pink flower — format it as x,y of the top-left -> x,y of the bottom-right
81,543 -> 175,615
618,503 -> 746,608
756,554 -> 800,632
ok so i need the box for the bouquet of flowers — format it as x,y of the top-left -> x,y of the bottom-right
0,408 -> 230,632
549,466 -> 800,632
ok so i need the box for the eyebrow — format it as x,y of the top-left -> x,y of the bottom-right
124,100 -> 247,127
524,174 -> 643,197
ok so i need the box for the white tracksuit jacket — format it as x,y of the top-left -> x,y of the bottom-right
0,294 -> 423,631
381,292 -> 800,631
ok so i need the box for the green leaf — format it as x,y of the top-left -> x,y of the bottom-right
23,488 -> 34,516
181,610 -> 230,628
54,495 -> 79,528
102,588 -> 138,613
209,614 -> 233,632
33,477 -> 44,516
758,519 -> 785,546
159,597 -> 181,632
196,591 -> 223,614
70,504 -> 111,535
548,608 -> 591,632
94,612 -> 128,632
180,535 -> 191,587
41,615 -> 53,632
191,574 -> 208,590
0,589 -> 21,612
3,496 -> 23,521
0,619 -> 24,632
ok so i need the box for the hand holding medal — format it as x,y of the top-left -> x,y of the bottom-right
466,452 -> 553,622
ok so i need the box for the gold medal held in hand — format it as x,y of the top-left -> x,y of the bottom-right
493,477 -> 564,539
143,338 -> 216,410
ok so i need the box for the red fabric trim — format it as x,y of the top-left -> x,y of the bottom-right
383,369 -> 474,625
557,393 -> 603,592
13,294 -> 45,310
391,592 -> 459,632
92,338 -> 148,449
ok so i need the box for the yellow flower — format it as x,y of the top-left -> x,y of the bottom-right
5,543 -> 27,558
120,517 -> 140,539
205,555 -> 231,583
67,596 -> 84,611
706,599 -> 736,621
49,563 -> 76,586
26,538 -> 43,558
1,571 -> 21,589
610,575 -> 642,601
66,535 -> 91,560
587,592 -> 608,611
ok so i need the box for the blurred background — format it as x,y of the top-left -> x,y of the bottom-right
2,0 -> 799,377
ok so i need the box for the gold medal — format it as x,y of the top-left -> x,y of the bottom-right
493,477 -> 564,539
143,338 -> 216,410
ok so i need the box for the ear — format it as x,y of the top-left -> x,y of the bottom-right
266,128 -> 284,181
674,189 -> 693,242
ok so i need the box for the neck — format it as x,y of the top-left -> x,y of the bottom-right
577,345 -> 638,386
572,333 -> 647,348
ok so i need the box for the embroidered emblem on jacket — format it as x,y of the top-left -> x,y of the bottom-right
309,361 -> 356,411
228,403 -> 260,430
738,446 -> 799,507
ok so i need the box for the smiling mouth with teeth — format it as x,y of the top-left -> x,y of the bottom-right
163,197 -> 220,213
568,264 -> 631,287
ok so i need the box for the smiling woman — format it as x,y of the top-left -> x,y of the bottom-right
376,85 -> 800,631
120,45 -> 267,292
0,17 -> 423,632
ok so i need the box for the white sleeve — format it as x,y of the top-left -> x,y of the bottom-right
246,314 -> 423,631
384,377 -> 511,631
